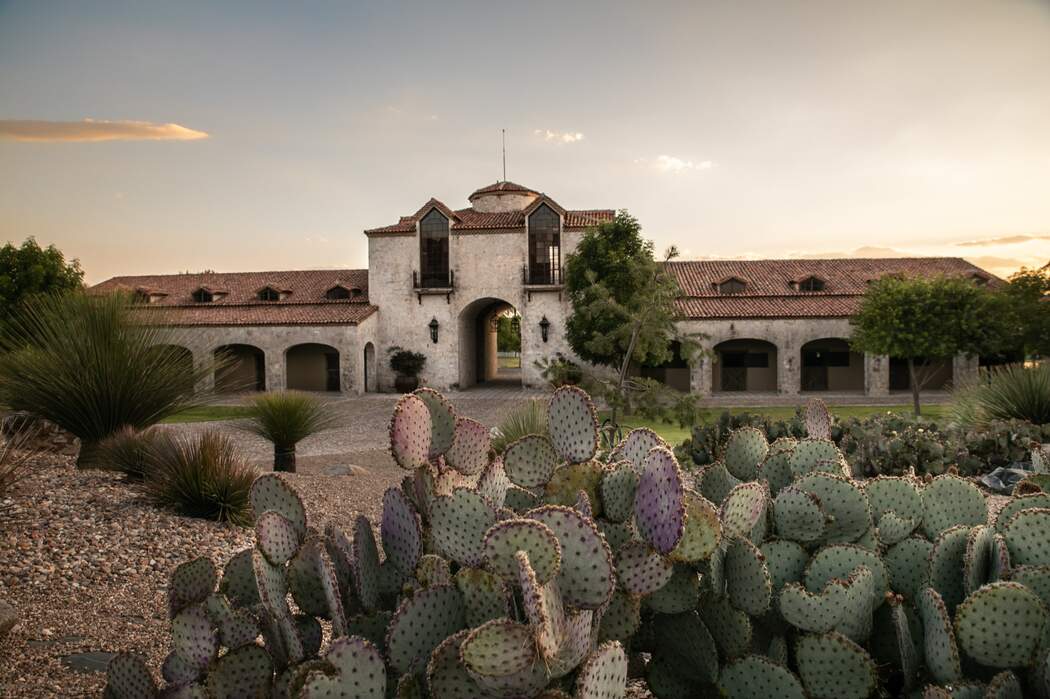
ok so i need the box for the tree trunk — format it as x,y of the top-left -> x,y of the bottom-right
907,358 -> 921,417
274,445 -> 296,473
611,324 -> 643,427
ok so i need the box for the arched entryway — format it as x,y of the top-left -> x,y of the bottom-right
214,344 -> 265,393
714,339 -> 777,393
889,357 -> 953,392
801,338 -> 864,392
458,297 -> 522,389
363,342 -> 377,393
286,343 -> 340,392
638,341 -> 691,392
151,344 -> 195,393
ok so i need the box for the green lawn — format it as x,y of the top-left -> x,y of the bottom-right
162,405 -> 254,423
602,403 -> 951,446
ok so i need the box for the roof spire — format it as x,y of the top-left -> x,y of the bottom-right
501,128 -> 506,182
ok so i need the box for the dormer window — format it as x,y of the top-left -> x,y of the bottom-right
717,277 -> 747,295
419,209 -> 450,288
326,285 -> 351,300
798,276 -> 826,292
258,286 -> 281,302
192,288 -> 215,303
527,203 -> 561,285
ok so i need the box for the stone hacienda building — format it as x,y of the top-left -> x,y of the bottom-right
94,180 -> 996,397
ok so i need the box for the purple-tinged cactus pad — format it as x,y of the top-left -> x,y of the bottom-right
431,487 -> 499,568
381,487 -> 423,576
206,643 -> 273,698
600,461 -> 638,524
503,435 -> 559,489
795,632 -> 877,699
385,583 -> 466,675
477,457 -> 510,509
724,537 -> 772,616
598,590 -> 641,643
546,609 -> 594,678
611,428 -> 668,476
413,387 -> 456,458
460,618 -> 549,698
634,447 -> 685,555
547,385 -> 599,464
917,587 -> 962,684
301,635 -> 387,699
527,505 -> 616,609
161,650 -> 199,687
615,540 -> 673,595
255,510 -> 301,566
350,514 -> 381,611
719,481 -> 769,542
445,417 -> 491,475
669,489 -> 721,563
425,629 -> 490,699
804,398 -> 832,441
954,581 -> 1048,668
219,548 -> 260,609
250,474 -> 307,541
389,393 -> 432,470
172,604 -> 219,671
167,557 -> 217,620
215,606 -> 258,650
287,536 -> 347,636
646,564 -> 700,615
455,567 -> 513,627
517,549 -> 566,660
575,641 -> 628,699
105,653 -> 158,699
481,518 -> 562,584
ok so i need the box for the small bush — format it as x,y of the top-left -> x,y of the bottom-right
953,363 -> 1050,426
387,347 -> 426,377
242,391 -> 338,472
492,399 -> 548,453
142,431 -> 255,526
96,426 -> 166,479
534,353 -> 583,388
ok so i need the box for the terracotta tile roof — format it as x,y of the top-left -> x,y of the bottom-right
668,257 -> 998,319
92,269 -> 376,326
469,180 -> 539,198
365,206 -> 613,235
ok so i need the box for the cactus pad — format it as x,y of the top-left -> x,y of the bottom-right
918,587 -> 962,684
1009,564 -> 1050,606
460,618 -> 549,697
389,394 -> 432,470
876,511 -> 917,546
481,517 -> 561,584
645,563 -> 700,614
773,486 -> 827,543
921,474 -> 986,539
615,540 -> 673,595
597,517 -> 636,554
984,671 -> 1023,699
547,608 -> 594,678
788,439 -> 844,480
476,457 -> 510,509
758,438 -> 797,495
289,537 -> 347,635
725,537 -> 772,615
349,514 -> 381,611
795,472 -> 871,544
453,567 -> 511,627
864,475 -> 924,525
804,398 -> 832,440
634,447 -> 686,555
886,536 -> 934,601
963,524 -> 995,596
779,580 -> 847,633
385,583 -> 466,675
255,510 -> 301,566
698,588 -> 752,659
250,473 -> 307,540
574,641 -> 628,699
207,643 -> 272,698
1003,507 -> 1050,566
503,485 -> 539,513
527,505 -> 615,609
669,489 -> 721,562
761,538 -> 808,595
927,525 -> 970,612
503,435 -> 559,489
796,632 -> 877,699
611,428 -> 668,475
723,426 -> 769,481
424,629 -> 486,699
720,655 -> 806,699
597,590 -> 641,642
517,550 -> 565,660
954,581 -> 1048,668
431,487 -> 498,568
804,544 -> 888,606
719,481 -> 770,541
696,461 -> 741,506
544,460 -> 605,516
413,387 -> 456,458
168,557 -> 217,619
652,611 -> 720,684
172,604 -> 219,671
219,548 -> 259,609
547,385 -> 599,464
105,653 -> 158,698
600,461 -> 639,523
301,635 -> 387,698
445,417 -> 491,475
381,487 -> 423,576
995,493 -> 1050,532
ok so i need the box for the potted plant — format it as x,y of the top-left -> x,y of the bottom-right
388,346 -> 426,392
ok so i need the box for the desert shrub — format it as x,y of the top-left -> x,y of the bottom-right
0,426 -> 39,497
491,399 -> 547,453
0,291 -> 215,466
678,410 -> 806,467
96,426 -> 171,479
242,391 -> 337,472
953,362 -> 1050,426
387,346 -> 426,377
141,431 -> 255,526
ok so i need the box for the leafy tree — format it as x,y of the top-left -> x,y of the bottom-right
1001,264 -> 1050,358
496,313 -> 520,353
850,275 -> 1012,415
564,211 -> 695,423
0,237 -> 84,318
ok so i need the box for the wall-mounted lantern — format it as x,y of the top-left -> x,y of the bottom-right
429,317 -> 439,344
539,316 -> 551,343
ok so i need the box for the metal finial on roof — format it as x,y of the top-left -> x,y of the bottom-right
501,128 -> 506,182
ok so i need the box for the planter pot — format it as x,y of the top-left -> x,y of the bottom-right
395,375 -> 420,393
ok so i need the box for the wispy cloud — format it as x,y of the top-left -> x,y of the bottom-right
955,234 -> 1050,247
637,155 -> 716,173
0,119 -> 209,143
534,129 -> 584,144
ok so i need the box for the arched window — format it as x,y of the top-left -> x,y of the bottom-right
798,276 -> 826,292
528,204 -> 561,285
326,285 -> 351,300
192,288 -> 214,303
258,287 -> 280,301
419,209 -> 450,288
717,278 -> 746,295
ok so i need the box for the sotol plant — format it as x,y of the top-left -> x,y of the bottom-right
106,391 -> 1050,698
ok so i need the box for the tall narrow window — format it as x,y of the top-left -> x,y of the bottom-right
419,209 -> 449,287
528,204 -> 560,285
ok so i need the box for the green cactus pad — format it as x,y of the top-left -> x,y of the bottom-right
502,434 -> 559,489
453,567 -> 511,627
413,387 -> 456,458
349,514 -> 381,611
481,517 -> 561,584
1003,507 -> 1050,566
723,426 -> 769,481
476,457 -> 510,510
516,549 -> 565,660
788,439 -> 844,480
219,548 -> 260,609
597,517 -> 637,554
460,618 -> 549,698
215,607 -> 258,650
289,537 -> 347,635
804,398 -> 832,440
1009,564 -> 1050,606
575,641 -> 628,699
527,505 -> 616,609
547,385 -> 599,464
385,583 -> 466,675
876,595 -> 920,690
864,475 -> 924,524
445,417 -> 491,476
652,610 -> 720,684
706,540 -> 727,596
431,487 -> 498,568
984,671 -> 1023,699
773,486 -> 827,543
794,472 -> 871,544
804,544 -> 888,606
207,643 -> 272,698
795,632 -> 877,699
758,438 -> 797,496
255,510 -> 301,566
503,485 -> 540,513
300,635 -> 387,699
918,587 -> 962,684
645,563 -> 700,614
779,580 -> 847,633
323,522 -> 357,611
963,524 -> 995,596
597,590 -> 641,642
761,539 -> 808,595
995,493 -> 1050,532
886,536 -> 934,601
250,473 -> 307,540
696,461 -> 741,506
615,540 -> 673,595
645,655 -> 695,699
725,537 -> 772,615
544,460 -> 605,517
698,588 -> 753,659
669,489 -> 721,563
340,610 -> 391,653
954,581 -> 1048,668
172,604 -> 218,671
105,653 -> 158,699
600,461 -> 639,523
720,654 -> 806,699
834,566 -> 876,643
633,448 -> 686,555
991,532 -> 1011,582
381,487 -> 423,576
389,393 -> 433,470
424,629 -> 487,699
547,608 -> 594,679
719,481 -> 770,541
611,427 -> 668,475
927,524 -> 971,612
876,511 -> 917,546
921,474 -> 987,539
167,557 -> 217,619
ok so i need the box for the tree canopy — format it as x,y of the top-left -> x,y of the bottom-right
1001,265 -> 1050,358
0,237 -> 84,318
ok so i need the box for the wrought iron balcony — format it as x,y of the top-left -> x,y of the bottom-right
412,270 -> 454,304
522,264 -> 562,287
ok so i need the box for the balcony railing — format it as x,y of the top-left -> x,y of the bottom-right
523,264 -> 562,286
413,270 -> 454,290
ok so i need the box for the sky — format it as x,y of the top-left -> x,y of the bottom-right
1,0 -> 1049,284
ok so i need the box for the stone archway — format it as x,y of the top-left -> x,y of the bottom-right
713,339 -> 778,393
458,297 -> 521,389
214,344 -> 266,393
800,338 -> 864,392
286,343 -> 340,392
